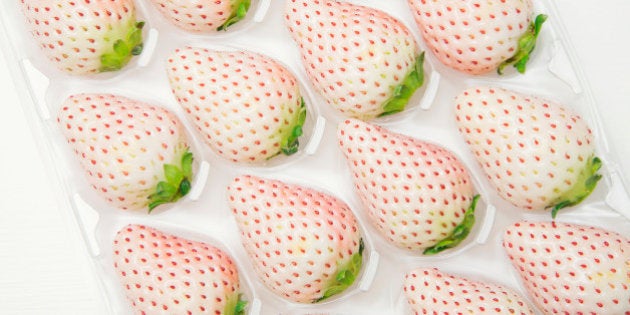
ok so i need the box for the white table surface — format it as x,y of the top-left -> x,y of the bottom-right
1,1 -> 629,313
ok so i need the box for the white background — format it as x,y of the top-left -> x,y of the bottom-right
1,1 -> 629,313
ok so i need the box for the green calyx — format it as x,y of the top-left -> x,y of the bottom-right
550,156 -> 602,219
147,150 -> 194,212
100,21 -> 145,72
280,97 -> 307,156
218,0 -> 251,31
224,293 -> 247,315
498,14 -> 547,75
380,52 -> 425,117
316,239 -> 364,303
423,195 -> 480,255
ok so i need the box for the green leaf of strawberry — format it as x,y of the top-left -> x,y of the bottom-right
148,150 -> 194,212
218,0 -> 251,31
317,238 -> 364,302
181,151 -> 193,178
280,97 -> 307,156
380,52 -> 425,117
234,299 -> 247,315
100,21 -> 145,72
225,293 -> 248,315
550,156 -> 602,218
498,14 -> 547,75
423,195 -> 479,255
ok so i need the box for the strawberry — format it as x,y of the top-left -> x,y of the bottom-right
113,224 -> 247,315
167,47 -> 307,164
149,0 -> 251,33
407,0 -> 547,75
20,0 -> 145,75
455,86 -> 602,217
284,0 -> 425,120
403,268 -> 536,314
337,118 -> 478,254
57,94 -> 193,211
503,221 -> 630,314
227,175 -> 363,303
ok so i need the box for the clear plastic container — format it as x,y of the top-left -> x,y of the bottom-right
1,0 -> 629,314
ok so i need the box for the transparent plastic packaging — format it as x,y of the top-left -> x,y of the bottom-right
1,0 -> 629,314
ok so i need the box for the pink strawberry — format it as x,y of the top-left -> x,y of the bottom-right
403,268 -> 536,314
407,0 -> 546,75
20,0 -> 145,75
455,86 -> 601,217
285,0 -> 425,120
337,118 -> 478,254
503,221 -> 630,314
57,94 -> 193,211
227,175 -> 363,303
167,47 -> 307,164
149,0 -> 251,33
113,224 -> 247,314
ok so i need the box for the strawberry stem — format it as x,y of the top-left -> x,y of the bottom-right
497,14 -> 547,75
379,52 -> 425,117
280,97 -> 307,156
218,0 -> 251,31
147,149 -> 194,212
316,238 -> 364,302
225,293 -> 247,315
550,156 -> 602,218
100,21 -> 145,72
423,195 -> 479,255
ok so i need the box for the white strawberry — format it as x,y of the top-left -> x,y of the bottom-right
20,0 -> 145,75
455,86 -> 601,217
403,268 -> 536,314
167,47 -> 307,164
113,224 -> 247,314
407,0 -> 547,75
503,221 -> 630,314
227,175 -> 363,303
337,118 -> 478,254
149,0 -> 251,33
285,0 -> 425,120
57,94 -> 193,211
